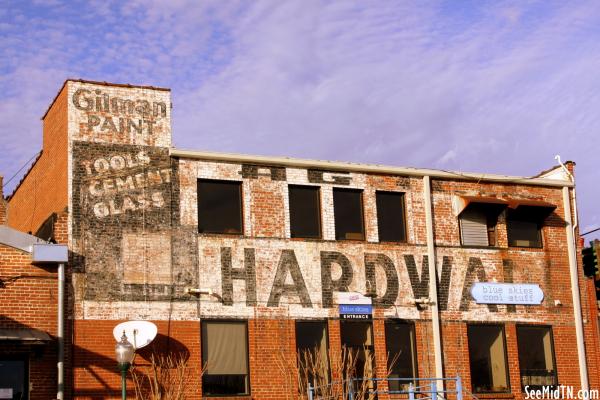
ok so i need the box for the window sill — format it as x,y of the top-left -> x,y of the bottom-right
290,236 -> 323,241
198,232 -> 245,238
472,392 -> 514,399
507,246 -> 544,251
460,245 -> 502,250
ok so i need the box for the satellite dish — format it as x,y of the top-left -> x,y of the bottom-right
113,321 -> 158,350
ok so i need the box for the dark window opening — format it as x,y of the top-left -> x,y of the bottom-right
198,180 -> 243,234
517,326 -> 558,389
0,357 -> 28,400
296,321 -> 329,393
333,188 -> 365,240
460,203 -> 503,247
35,212 -> 57,242
467,325 -> 510,394
201,321 -> 250,396
341,321 -> 375,393
507,206 -> 552,248
385,321 -> 417,392
376,191 -> 406,243
289,186 -> 321,239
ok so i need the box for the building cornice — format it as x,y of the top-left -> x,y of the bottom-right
170,148 -> 574,188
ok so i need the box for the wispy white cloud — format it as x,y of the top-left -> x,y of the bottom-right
1,0 -> 599,240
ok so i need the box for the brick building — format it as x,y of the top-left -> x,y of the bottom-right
0,175 -> 68,399
4,79 -> 600,399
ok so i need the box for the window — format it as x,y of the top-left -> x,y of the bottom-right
0,357 -> 28,400
517,326 -> 558,389
341,321 -> 375,393
467,325 -> 510,393
333,188 -> 364,240
198,180 -> 243,234
507,206 -> 548,248
460,204 -> 503,247
289,186 -> 321,238
201,321 -> 250,396
296,321 -> 329,392
385,321 -> 417,391
376,191 -> 406,242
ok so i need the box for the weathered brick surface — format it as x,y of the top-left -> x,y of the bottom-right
5,80 -> 599,399
0,176 -> 6,225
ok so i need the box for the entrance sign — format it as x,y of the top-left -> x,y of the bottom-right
470,283 -> 544,305
339,304 -> 373,320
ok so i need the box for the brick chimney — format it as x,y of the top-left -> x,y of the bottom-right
0,176 -> 6,225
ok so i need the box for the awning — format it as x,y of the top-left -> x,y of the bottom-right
454,195 -> 509,216
507,199 -> 557,210
0,329 -> 52,345
507,199 -> 557,219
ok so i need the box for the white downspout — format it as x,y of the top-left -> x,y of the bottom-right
423,176 -> 444,392
57,262 -> 65,400
563,186 -> 589,391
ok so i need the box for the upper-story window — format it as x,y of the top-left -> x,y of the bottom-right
197,179 -> 243,234
507,205 -> 554,248
376,191 -> 406,242
289,185 -> 321,239
333,188 -> 365,240
459,203 -> 503,247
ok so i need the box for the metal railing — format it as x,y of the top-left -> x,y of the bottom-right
307,376 -> 465,400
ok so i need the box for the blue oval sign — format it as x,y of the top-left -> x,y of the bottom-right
470,283 -> 544,305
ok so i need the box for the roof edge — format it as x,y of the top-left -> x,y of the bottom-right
6,151 -> 43,201
170,148 -> 574,188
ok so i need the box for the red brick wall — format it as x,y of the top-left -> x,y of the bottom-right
0,244 -> 58,400
7,84 -> 69,234
73,319 -> 299,400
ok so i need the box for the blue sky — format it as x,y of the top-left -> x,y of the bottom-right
1,0 -> 599,240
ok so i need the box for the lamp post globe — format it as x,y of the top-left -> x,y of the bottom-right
115,331 -> 135,399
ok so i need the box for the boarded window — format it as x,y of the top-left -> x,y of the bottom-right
460,204 -> 502,247
296,321 -> 329,392
289,186 -> 321,238
333,188 -> 365,240
385,321 -> 417,391
201,321 -> 250,395
376,191 -> 406,242
507,206 -> 548,248
197,180 -> 243,234
341,321 -> 375,392
467,325 -> 510,393
517,326 -> 558,389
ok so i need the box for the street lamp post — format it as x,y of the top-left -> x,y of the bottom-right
115,331 -> 135,400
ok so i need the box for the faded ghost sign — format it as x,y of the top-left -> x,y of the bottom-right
80,150 -> 170,218
72,88 -> 167,136
71,141 -> 173,227
198,238 -> 550,315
